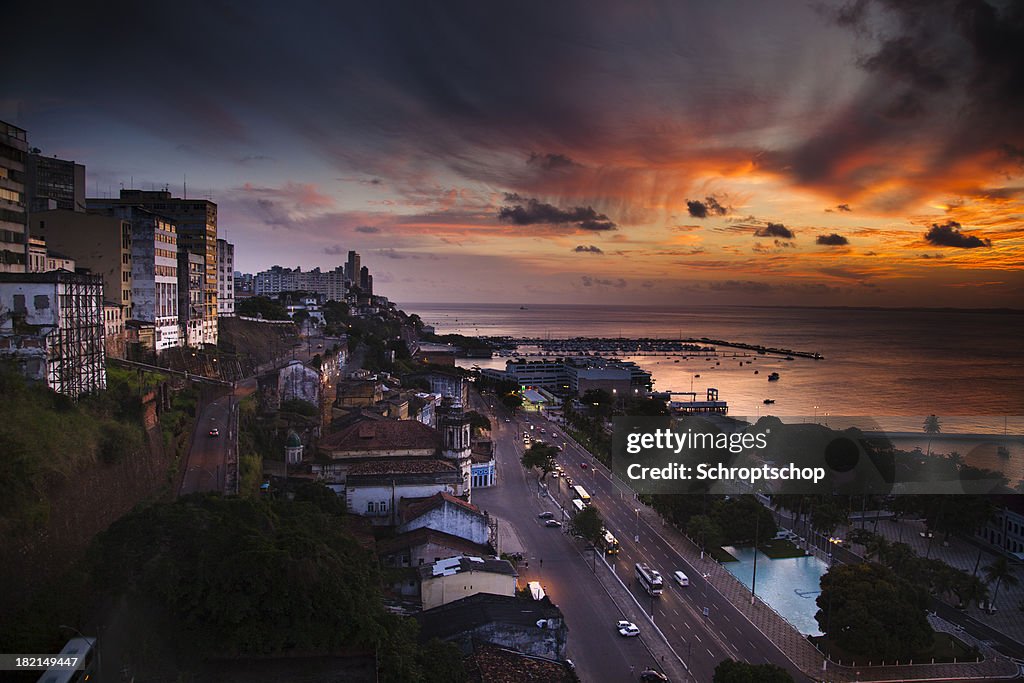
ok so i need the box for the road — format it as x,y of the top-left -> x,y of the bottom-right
474,394 -> 816,683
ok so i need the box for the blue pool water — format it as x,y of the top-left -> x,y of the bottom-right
722,546 -> 828,636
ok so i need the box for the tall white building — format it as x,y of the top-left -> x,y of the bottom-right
130,209 -> 180,350
217,238 -> 234,317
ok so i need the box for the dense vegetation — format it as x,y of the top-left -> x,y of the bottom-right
0,362 -> 156,533
713,659 -> 793,682
90,492 -> 465,680
236,296 -> 290,320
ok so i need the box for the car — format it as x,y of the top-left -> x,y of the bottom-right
538,511 -> 555,519
208,428 -> 220,437
616,620 -> 640,637
551,471 -> 560,478
544,519 -> 562,528
564,476 -> 573,486
552,432 -> 559,438
505,418 -> 511,422
673,570 -> 689,587
580,462 -> 589,469
640,669 -> 669,682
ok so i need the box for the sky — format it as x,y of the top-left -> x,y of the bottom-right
4,0 -> 1023,307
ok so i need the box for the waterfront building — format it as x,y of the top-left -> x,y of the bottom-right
30,209 -> 133,320
216,238 -> 234,317
88,190 -> 218,345
0,120 -> 28,273
481,356 -> 652,396
0,270 -> 106,396
977,496 -> 1024,560
26,150 -> 85,212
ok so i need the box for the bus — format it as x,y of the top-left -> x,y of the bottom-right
571,499 -> 586,514
37,636 -> 97,683
571,485 -> 591,505
635,562 -> 664,596
601,529 -> 621,555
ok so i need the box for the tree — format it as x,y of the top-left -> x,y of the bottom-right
500,391 -> 523,413
581,388 -> 614,418
923,415 -> 941,456
520,442 -> 557,479
983,556 -> 1019,610
465,410 -> 491,434
816,563 -> 933,661
809,500 -> 848,535
570,505 -> 604,544
236,296 -> 289,321
686,514 -> 724,553
713,659 -> 794,682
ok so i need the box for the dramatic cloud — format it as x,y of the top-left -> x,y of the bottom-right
924,221 -> 991,248
527,152 -> 579,171
686,196 -> 729,218
754,223 -> 795,239
816,233 -> 849,246
498,194 -> 617,231
574,245 -> 604,254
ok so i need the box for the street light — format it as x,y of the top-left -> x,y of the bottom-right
634,508 -> 640,543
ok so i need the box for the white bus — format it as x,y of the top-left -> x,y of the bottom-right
635,562 -> 664,596
571,499 -> 586,514
601,529 -> 621,555
571,485 -> 591,505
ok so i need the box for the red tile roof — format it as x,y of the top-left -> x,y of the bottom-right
400,491 -> 481,523
348,458 -> 457,476
319,418 -> 442,455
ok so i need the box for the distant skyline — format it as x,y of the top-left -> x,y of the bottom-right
5,1 -> 1023,307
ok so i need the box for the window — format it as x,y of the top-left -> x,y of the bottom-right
379,500 -> 387,513
366,501 -> 375,514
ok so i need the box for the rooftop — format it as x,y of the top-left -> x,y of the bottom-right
419,556 -> 517,581
400,491 -> 481,523
376,527 -> 491,558
465,643 -> 573,683
414,593 -> 562,643
347,458 -> 457,476
320,419 -> 442,454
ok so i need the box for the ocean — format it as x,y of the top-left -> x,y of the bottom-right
409,303 -> 1024,476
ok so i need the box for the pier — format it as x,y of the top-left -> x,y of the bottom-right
481,335 -> 824,360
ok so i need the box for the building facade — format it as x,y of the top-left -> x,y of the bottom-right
178,251 -> 204,347
216,238 -> 234,317
26,151 -> 85,213
126,209 -> 180,350
88,190 -> 218,344
0,121 -> 28,273
0,271 -> 106,396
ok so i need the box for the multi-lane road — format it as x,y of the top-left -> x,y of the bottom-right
472,393 -> 815,682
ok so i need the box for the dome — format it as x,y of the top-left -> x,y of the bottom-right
286,431 -> 302,448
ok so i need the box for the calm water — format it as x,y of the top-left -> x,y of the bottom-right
722,545 -> 828,636
410,302 -> 1024,432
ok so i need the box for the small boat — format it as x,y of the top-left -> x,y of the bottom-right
694,374 -> 701,378
520,306 -> 528,310
763,399 -> 775,405
768,372 -> 780,381
754,370 -> 759,375
784,356 -> 795,361
674,359 -> 680,363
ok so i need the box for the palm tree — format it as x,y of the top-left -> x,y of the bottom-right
983,556 -> 1020,610
863,534 -> 891,563
923,415 -> 941,457
953,574 -> 989,610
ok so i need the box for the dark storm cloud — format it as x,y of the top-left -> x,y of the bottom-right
686,196 -> 729,219
528,153 -> 579,171
924,221 -> 991,248
836,204 -> 852,212
816,233 -> 849,246
498,195 -> 617,231
356,226 -> 380,233
574,245 -> 604,254
767,0 -> 1024,201
754,223 -> 795,239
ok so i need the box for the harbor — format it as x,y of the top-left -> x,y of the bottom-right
481,335 -> 824,360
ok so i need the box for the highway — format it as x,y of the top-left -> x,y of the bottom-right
474,393 -> 815,682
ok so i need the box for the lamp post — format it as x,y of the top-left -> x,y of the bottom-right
750,511 -> 760,605
634,508 -> 640,543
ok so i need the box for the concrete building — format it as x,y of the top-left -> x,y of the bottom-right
418,556 -> 517,611
378,527 -> 491,569
0,271 -> 106,396
397,491 -> 490,546
30,210 -> 133,319
113,207 -> 180,350
26,151 -> 85,213
88,190 -> 218,345
278,359 -> 323,406
216,238 -> 234,317
344,458 -> 462,524
482,356 -> 652,396
178,251 -> 204,347
439,398 -> 473,499
977,496 -> 1024,560
103,300 -> 125,358
346,250 -> 360,283
0,121 -> 28,273
415,594 -> 568,661
471,441 -> 496,489
253,265 -> 347,301
315,419 -> 443,482
359,265 -> 370,293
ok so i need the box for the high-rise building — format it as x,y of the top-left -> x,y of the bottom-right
30,209 -> 134,319
216,238 -> 235,317
26,151 -> 86,213
88,190 -> 217,344
346,250 -> 360,283
0,120 -> 28,273
179,251 -> 204,346
359,265 -> 370,291
253,264 -> 347,300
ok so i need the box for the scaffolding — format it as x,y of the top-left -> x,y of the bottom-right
48,271 -> 106,397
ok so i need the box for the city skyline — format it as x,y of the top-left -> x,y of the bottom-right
5,1 -> 1023,306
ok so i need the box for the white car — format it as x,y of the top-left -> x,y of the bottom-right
616,620 -> 640,637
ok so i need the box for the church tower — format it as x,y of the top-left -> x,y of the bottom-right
439,397 -> 472,500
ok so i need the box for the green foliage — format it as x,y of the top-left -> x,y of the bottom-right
499,391 -> 523,412
983,556 -> 1019,609
90,496 -> 389,656
415,637 -> 467,683
237,296 -> 290,321
570,506 -> 604,544
280,398 -> 319,417
292,482 -> 346,516
520,442 -> 557,479
710,495 -> 777,545
816,562 -> 933,660
465,410 -> 491,433
99,421 -> 145,464
622,397 -> 669,416
713,659 -> 794,682
686,514 -> 724,551
238,452 -> 263,497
